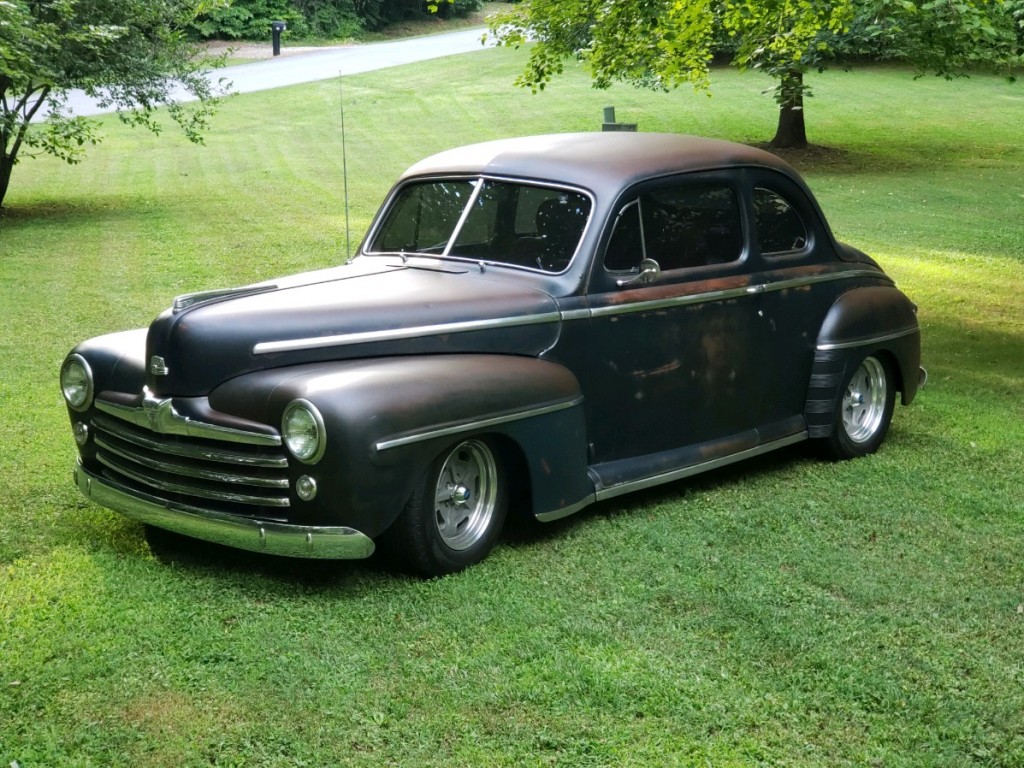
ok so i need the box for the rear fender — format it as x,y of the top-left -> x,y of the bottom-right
805,286 -> 922,438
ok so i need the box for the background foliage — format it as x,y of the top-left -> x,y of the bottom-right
0,0 -> 226,209
190,0 -> 484,39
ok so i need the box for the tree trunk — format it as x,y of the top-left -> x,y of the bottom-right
770,71 -> 808,149
0,154 -> 13,210
0,83 -> 51,210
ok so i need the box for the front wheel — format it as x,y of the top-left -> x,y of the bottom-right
822,354 -> 896,460
386,438 -> 508,577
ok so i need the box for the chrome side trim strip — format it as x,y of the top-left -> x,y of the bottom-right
590,269 -> 887,320
535,493 -> 597,523
590,285 -> 750,318
94,415 -> 288,467
253,312 -> 562,356
376,397 -> 584,452
96,394 -> 281,447
761,269 -> 892,295
96,436 -> 289,489
559,308 -> 592,322
594,432 -> 808,503
816,326 -> 919,352
97,454 -> 291,508
76,463 -> 374,560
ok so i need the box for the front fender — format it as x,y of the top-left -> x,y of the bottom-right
805,286 -> 922,437
209,355 -> 591,537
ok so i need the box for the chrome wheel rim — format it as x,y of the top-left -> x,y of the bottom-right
433,440 -> 499,551
842,356 -> 887,444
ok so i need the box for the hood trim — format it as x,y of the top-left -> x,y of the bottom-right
174,284 -> 279,313
252,311 -> 562,355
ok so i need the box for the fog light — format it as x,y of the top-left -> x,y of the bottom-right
296,475 -> 318,501
73,422 -> 89,447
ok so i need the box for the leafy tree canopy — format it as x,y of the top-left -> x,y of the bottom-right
1,0 -> 227,209
487,0 -> 1022,148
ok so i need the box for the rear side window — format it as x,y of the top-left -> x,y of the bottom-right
604,182 -> 743,272
753,188 -> 807,256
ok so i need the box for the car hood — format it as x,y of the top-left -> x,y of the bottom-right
145,260 -> 562,397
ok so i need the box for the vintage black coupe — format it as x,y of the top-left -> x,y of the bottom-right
62,133 -> 924,575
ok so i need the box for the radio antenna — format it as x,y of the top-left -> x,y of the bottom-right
339,71 -> 352,261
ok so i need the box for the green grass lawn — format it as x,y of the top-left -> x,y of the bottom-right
1,48 -> 1022,766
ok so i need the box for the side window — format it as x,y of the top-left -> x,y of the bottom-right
604,182 -> 743,273
753,188 -> 807,256
643,184 -> 743,270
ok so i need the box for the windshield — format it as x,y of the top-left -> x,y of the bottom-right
366,178 -> 592,273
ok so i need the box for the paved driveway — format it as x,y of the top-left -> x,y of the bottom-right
60,29 -> 490,117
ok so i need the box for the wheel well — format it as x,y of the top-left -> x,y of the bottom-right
873,349 -> 903,395
488,434 -> 534,520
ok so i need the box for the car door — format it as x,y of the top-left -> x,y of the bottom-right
576,172 -> 779,466
744,170 -> 855,424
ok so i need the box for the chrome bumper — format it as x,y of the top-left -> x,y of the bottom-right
75,463 -> 375,560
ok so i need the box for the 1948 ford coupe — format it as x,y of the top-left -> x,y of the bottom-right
61,133 -> 924,575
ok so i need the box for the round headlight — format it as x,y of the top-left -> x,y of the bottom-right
61,355 -> 94,412
282,400 -> 325,464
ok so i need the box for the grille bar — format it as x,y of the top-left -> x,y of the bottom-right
97,454 -> 291,508
96,436 -> 289,490
90,402 -> 291,515
94,414 -> 287,468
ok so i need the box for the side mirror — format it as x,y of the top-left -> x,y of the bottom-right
616,258 -> 660,288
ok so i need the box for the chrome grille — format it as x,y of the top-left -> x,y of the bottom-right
91,412 -> 291,518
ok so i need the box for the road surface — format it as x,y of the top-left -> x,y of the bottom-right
59,28 -> 491,117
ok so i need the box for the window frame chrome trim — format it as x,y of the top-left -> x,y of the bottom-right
375,397 -> 584,452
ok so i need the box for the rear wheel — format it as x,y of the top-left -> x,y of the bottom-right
388,438 -> 508,576
822,354 -> 896,460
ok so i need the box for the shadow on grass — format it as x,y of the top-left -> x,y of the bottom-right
753,142 -> 920,175
140,524 -> 394,587
0,193 -> 170,227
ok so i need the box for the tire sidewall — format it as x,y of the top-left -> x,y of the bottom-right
828,353 -> 896,459
398,437 -> 509,576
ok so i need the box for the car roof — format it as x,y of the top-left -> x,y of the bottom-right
399,133 -> 799,196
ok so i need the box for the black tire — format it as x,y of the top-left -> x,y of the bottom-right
387,437 -> 509,577
822,353 -> 896,460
